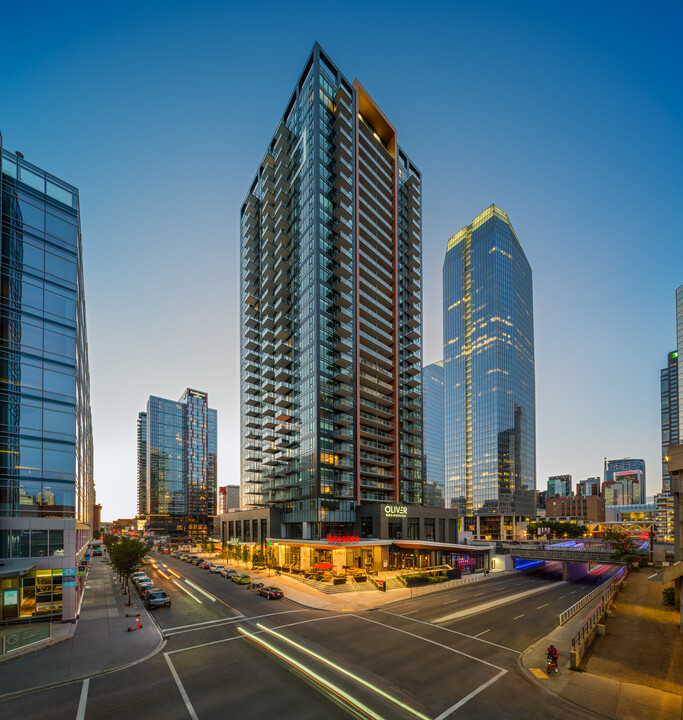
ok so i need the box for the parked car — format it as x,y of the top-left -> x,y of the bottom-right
212,565 -> 225,574
131,572 -> 148,582
158,547 -> 170,554
202,561 -> 213,570
136,580 -> 154,595
133,575 -> 152,588
192,558 -> 203,566
146,589 -> 171,609
138,583 -> 157,600
232,574 -> 251,584
220,568 -> 237,578
258,586 -> 284,600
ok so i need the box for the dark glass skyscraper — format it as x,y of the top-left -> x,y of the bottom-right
240,44 -> 423,540
661,350 -> 679,492
422,361 -> 444,507
443,205 -> 535,532
138,389 -> 217,538
0,137 -> 93,623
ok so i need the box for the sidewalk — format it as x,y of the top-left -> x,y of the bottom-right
519,585 -> 683,720
0,557 -> 163,699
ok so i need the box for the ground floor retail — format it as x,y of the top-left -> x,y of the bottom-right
268,538 -> 493,578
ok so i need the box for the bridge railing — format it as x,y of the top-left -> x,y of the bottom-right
559,566 -> 627,625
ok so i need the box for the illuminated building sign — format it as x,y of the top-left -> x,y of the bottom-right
384,505 -> 408,517
326,535 -> 359,543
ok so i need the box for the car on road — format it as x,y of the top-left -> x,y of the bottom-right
192,558 -> 204,566
133,575 -> 152,587
258,586 -> 284,600
202,561 -> 213,570
146,589 -> 171,609
211,565 -> 225,574
221,568 -> 237,578
132,572 -> 148,582
232,574 -> 251,584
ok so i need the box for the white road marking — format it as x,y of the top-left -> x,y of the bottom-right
166,613 -> 347,655
401,609 -> 419,615
165,654 -> 199,720
355,615 -> 506,672
184,579 -> 216,602
381,611 -> 520,654
164,609 -> 307,635
537,604 -> 549,610
434,584 -> 563,623
433,669 -> 507,719
558,595 -> 565,599
75,679 -> 89,720
513,614 -> 525,620
474,629 -> 490,637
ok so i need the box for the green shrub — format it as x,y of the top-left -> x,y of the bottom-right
663,587 -> 675,606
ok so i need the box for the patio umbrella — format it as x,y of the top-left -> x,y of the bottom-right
312,562 -> 335,569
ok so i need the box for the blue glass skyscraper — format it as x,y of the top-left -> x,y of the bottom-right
422,361 -> 444,507
138,388 -> 217,538
443,205 -> 535,536
0,136 -> 93,623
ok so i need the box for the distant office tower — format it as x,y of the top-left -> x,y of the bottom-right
548,475 -> 572,497
239,44 -> 423,540
137,411 -> 147,516
422,361 -> 445,507
0,138 -> 94,624
604,458 -> 645,501
217,485 -> 227,514
655,491 -> 674,542
604,469 -> 645,506
444,205 -> 535,536
576,477 -> 600,496
139,389 -> 217,538
661,350 -> 679,492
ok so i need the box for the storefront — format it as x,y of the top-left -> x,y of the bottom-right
268,537 -> 492,577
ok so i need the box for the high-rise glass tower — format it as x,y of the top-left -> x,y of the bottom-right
0,137 -> 93,623
422,361 -> 444,507
240,44 -> 423,540
677,285 -> 683,451
661,350 -> 679,492
548,474 -> 572,496
138,389 -> 217,538
603,458 -> 646,496
443,205 -> 535,531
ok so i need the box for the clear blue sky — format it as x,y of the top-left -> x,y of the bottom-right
1,1 -> 681,520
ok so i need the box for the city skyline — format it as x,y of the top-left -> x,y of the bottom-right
1,2 -> 681,519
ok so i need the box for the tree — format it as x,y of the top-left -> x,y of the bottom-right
605,530 -> 646,570
101,532 -> 117,554
109,537 -> 150,605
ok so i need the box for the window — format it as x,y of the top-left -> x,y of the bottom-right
424,518 -> 435,541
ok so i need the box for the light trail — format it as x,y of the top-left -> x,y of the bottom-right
256,623 -> 430,720
173,580 -> 202,604
238,626 -> 383,720
184,579 -> 217,602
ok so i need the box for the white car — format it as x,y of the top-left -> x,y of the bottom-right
211,565 -> 225,573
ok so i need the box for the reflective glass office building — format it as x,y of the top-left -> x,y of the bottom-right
422,361 -> 445,507
138,389 -> 217,538
661,350 -> 678,492
0,137 -> 94,623
240,44 -> 423,540
443,205 -> 535,537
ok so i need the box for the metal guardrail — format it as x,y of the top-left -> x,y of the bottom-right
558,567 -> 627,625
409,570 -> 517,599
570,570 -> 626,649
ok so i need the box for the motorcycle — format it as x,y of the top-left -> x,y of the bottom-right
546,654 -> 559,674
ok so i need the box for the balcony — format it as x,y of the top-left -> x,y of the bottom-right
334,425 -> 353,441
333,335 -> 352,354
333,396 -> 353,413
332,351 -> 353,368
334,442 -> 354,454
335,412 -> 354,426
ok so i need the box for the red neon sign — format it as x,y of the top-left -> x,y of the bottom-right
326,535 -> 360,543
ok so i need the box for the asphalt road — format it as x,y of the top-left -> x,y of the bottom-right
0,557 -> 618,719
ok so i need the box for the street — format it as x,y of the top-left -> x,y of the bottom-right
0,558 -> 618,719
